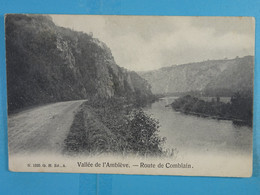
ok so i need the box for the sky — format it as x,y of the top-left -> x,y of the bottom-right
51,15 -> 255,71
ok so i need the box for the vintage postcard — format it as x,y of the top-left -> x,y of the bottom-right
6,14 -> 255,177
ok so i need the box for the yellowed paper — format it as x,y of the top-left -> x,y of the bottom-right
6,14 -> 254,177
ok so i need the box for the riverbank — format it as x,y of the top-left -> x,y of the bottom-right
171,94 -> 252,126
144,97 -> 252,158
64,97 -> 166,156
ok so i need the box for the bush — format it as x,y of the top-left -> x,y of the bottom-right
128,109 -> 165,155
65,98 -> 166,156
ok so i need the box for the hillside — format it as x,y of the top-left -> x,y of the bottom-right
5,14 -> 153,112
139,56 -> 254,96
204,56 -> 254,96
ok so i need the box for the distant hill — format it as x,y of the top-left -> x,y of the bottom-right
139,56 -> 254,96
5,14 -> 153,112
204,56 -> 254,96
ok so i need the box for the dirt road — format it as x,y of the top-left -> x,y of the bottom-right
8,100 -> 86,155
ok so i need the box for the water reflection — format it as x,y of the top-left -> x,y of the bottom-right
144,97 -> 252,158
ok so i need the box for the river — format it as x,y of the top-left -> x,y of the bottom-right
144,97 -> 253,174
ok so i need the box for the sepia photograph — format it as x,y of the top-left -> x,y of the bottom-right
5,14 -> 254,177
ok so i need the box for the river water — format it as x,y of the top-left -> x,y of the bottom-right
144,97 -> 253,162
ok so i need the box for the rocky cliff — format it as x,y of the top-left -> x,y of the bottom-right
5,14 -> 153,111
204,56 -> 254,96
139,56 -> 254,96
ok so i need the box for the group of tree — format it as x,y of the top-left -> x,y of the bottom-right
171,92 -> 253,126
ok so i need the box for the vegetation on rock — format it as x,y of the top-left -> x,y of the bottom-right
6,14 -> 154,112
140,56 -> 254,96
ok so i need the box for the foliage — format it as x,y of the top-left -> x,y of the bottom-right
128,109 -> 165,155
64,97 -> 165,156
230,92 -> 253,124
171,93 -> 253,126
6,14 -> 153,113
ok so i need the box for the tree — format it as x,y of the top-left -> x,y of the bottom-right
230,92 -> 253,124
129,109 -> 165,155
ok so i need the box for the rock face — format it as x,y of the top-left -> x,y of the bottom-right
139,56 -> 254,96
5,14 -> 152,111
204,56 -> 254,96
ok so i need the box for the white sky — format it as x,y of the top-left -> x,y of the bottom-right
51,15 -> 255,71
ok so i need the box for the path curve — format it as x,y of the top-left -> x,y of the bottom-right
8,100 -> 86,155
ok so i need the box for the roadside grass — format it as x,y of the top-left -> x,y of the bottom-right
64,98 -> 169,157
